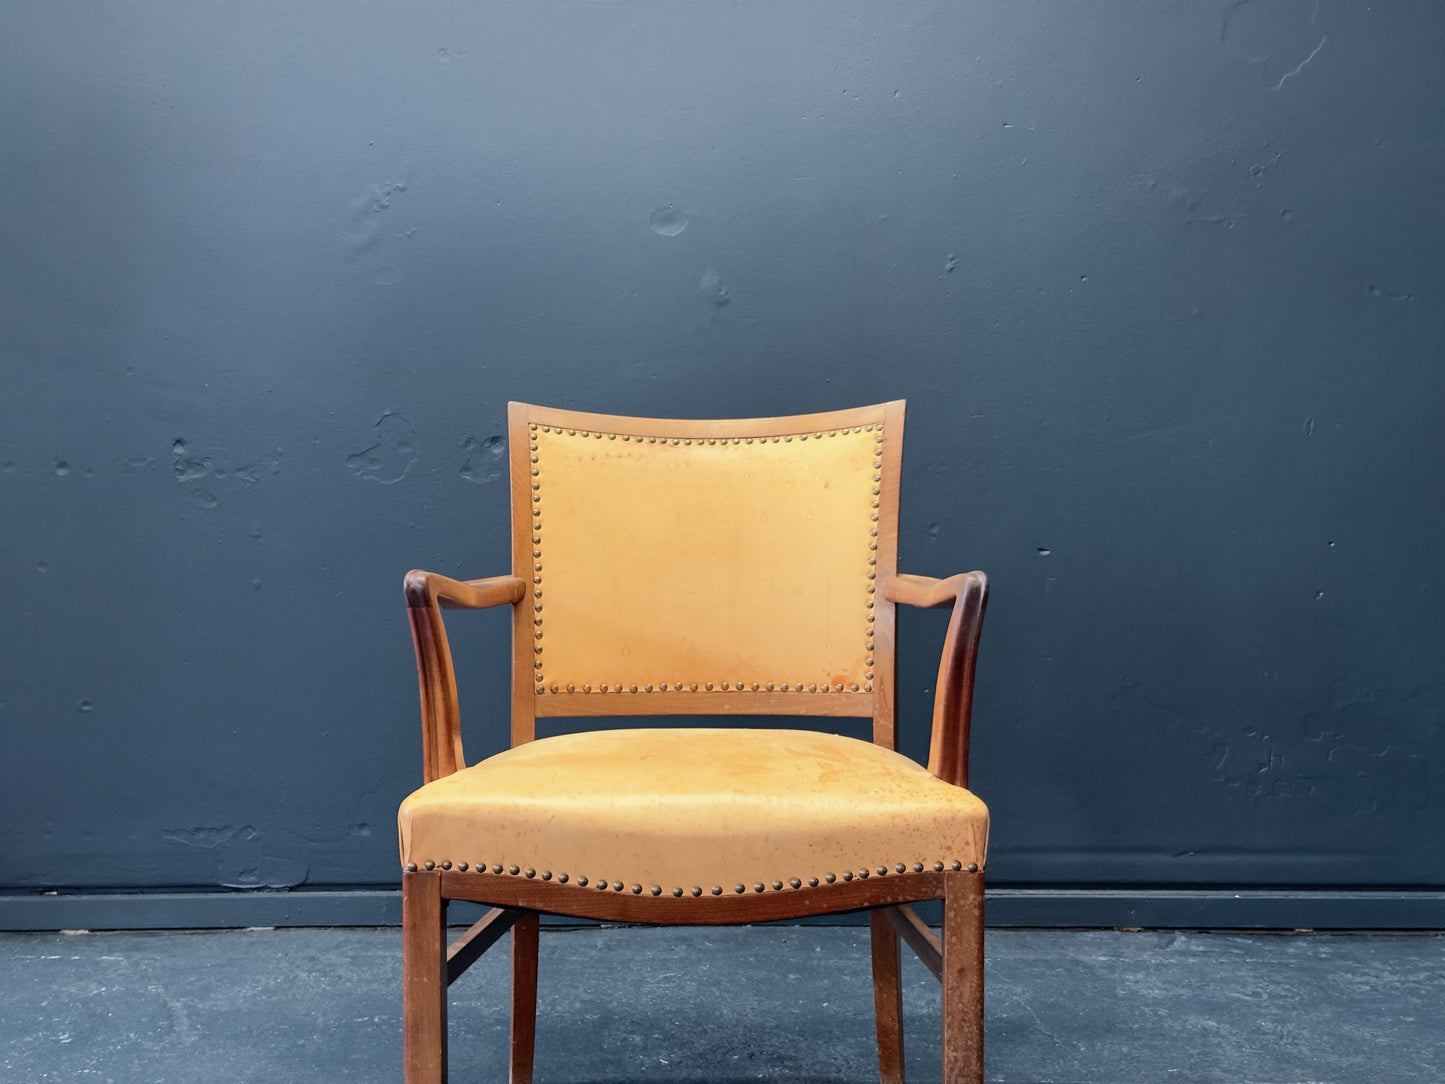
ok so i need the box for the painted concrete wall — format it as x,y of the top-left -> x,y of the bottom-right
2,3 -> 1441,916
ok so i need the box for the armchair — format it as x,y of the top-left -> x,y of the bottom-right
398,401 -> 990,1082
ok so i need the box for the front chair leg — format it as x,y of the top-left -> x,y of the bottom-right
870,908 -> 907,1083
402,870 -> 447,1084
510,911 -> 540,1084
941,871 -> 985,1084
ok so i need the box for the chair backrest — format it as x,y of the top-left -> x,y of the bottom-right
506,401 -> 905,749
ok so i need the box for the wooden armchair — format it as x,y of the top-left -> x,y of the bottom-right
399,401 -> 990,1082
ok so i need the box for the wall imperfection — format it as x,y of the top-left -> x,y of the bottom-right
945,254 -> 958,273
78,700 -> 93,713
347,412 -> 419,484
1368,285 -> 1414,302
53,461 -> 71,477
649,207 -> 690,236
699,268 -> 730,307
460,435 -> 505,484
1037,547 -> 1052,556
1222,0 -> 1327,90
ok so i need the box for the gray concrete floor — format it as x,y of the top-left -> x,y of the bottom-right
1,925 -> 1440,1083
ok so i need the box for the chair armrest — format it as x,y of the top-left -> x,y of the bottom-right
882,572 -> 989,788
405,571 -> 526,783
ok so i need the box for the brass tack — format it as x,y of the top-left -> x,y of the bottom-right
877,866 -> 887,876
842,871 -> 853,882
596,880 -> 608,891
457,862 -> 468,872
683,439 -> 691,445
808,877 -> 818,887
532,494 -> 540,502
631,884 -> 642,894
745,438 -> 753,444
835,684 -> 843,691
871,487 -> 880,495
866,600 -> 874,608
799,433 -> 807,440
644,684 -> 653,691
583,684 -> 591,692
405,862 -> 417,873
424,860 -> 435,871
622,434 -> 630,441
613,881 -> 624,892
534,576 -> 541,584
864,683 -> 873,692
765,683 -> 774,691
968,863 -> 979,873
541,870 -> 552,880
752,683 -> 760,691
732,438 -> 740,444
865,425 -> 873,432
790,877 -> 801,889
689,683 -> 698,692
693,886 -> 703,897
719,682 -> 727,690
674,682 -> 683,691
441,860 -> 452,870
896,863 -> 906,874
650,885 -> 662,896
567,429 -> 575,435
754,883 -> 765,893
734,884 -> 746,894
850,683 -> 859,692
825,873 -> 836,884
630,684 -> 638,693
828,430 -> 836,437
608,433 -> 616,440
593,431 -> 601,438
705,682 -> 713,691
784,435 -> 792,442
558,873 -> 569,884
672,887 -> 682,897
577,875 -> 588,886
794,683 -> 804,692
566,684 -> 575,693
648,437 -> 656,443
870,513 -> 879,522
913,862 -> 924,873
533,617 -> 543,626
671,438 -> 679,445
541,426 -> 550,433
772,880 -> 784,891
549,684 -> 558,693
524,868 -> 535,878
871,501 -> 879,510
771,436 -> 779,443
707,438 -> 716,444
708,885 -> 721,895
493,864 -> 504,874
951,860 -> 963,871
535,603 -> 543,612
808,683 -> 817,692
859,868 -> 870,879
867,571 -> 876,580
529,423 -> 537,431
535,562 -> 543,571
509,865 -> 520,876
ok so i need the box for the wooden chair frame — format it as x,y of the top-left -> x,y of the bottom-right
401,401 -> 989,1083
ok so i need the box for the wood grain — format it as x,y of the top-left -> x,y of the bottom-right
941,872 -> 985,1084
870,909 -> 906,1084
402,870 -> 447,1084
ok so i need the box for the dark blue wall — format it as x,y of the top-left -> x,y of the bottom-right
2,2 -> 1442,924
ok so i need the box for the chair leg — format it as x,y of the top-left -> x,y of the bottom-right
941,872 -> 985,1084
509,911 -> 539,1084
870,908 -> 907,1084
402,870 -> 447,1084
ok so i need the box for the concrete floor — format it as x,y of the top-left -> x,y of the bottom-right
1,925 -> 1440,1083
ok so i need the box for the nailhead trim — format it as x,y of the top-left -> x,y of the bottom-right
530,419 -> 884,696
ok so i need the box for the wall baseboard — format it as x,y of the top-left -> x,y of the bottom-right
1,886 -> 1441,932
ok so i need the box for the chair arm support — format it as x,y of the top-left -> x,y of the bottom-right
405,571 -> 526,783
882,572 -> 989,788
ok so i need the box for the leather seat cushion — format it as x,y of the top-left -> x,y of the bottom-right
398,728 -> 988,892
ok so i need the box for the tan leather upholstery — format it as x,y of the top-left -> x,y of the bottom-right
530,423 -> 881,699
398,728 -> 988,891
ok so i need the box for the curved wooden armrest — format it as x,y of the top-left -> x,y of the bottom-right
882,572 -> 989,788
405,571 -> 525,783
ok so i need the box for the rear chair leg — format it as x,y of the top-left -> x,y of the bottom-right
402,870 -> 447,1084
510,911 -> 539,1084
941,872 -> 985,1084
870,908 -> 907,1083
